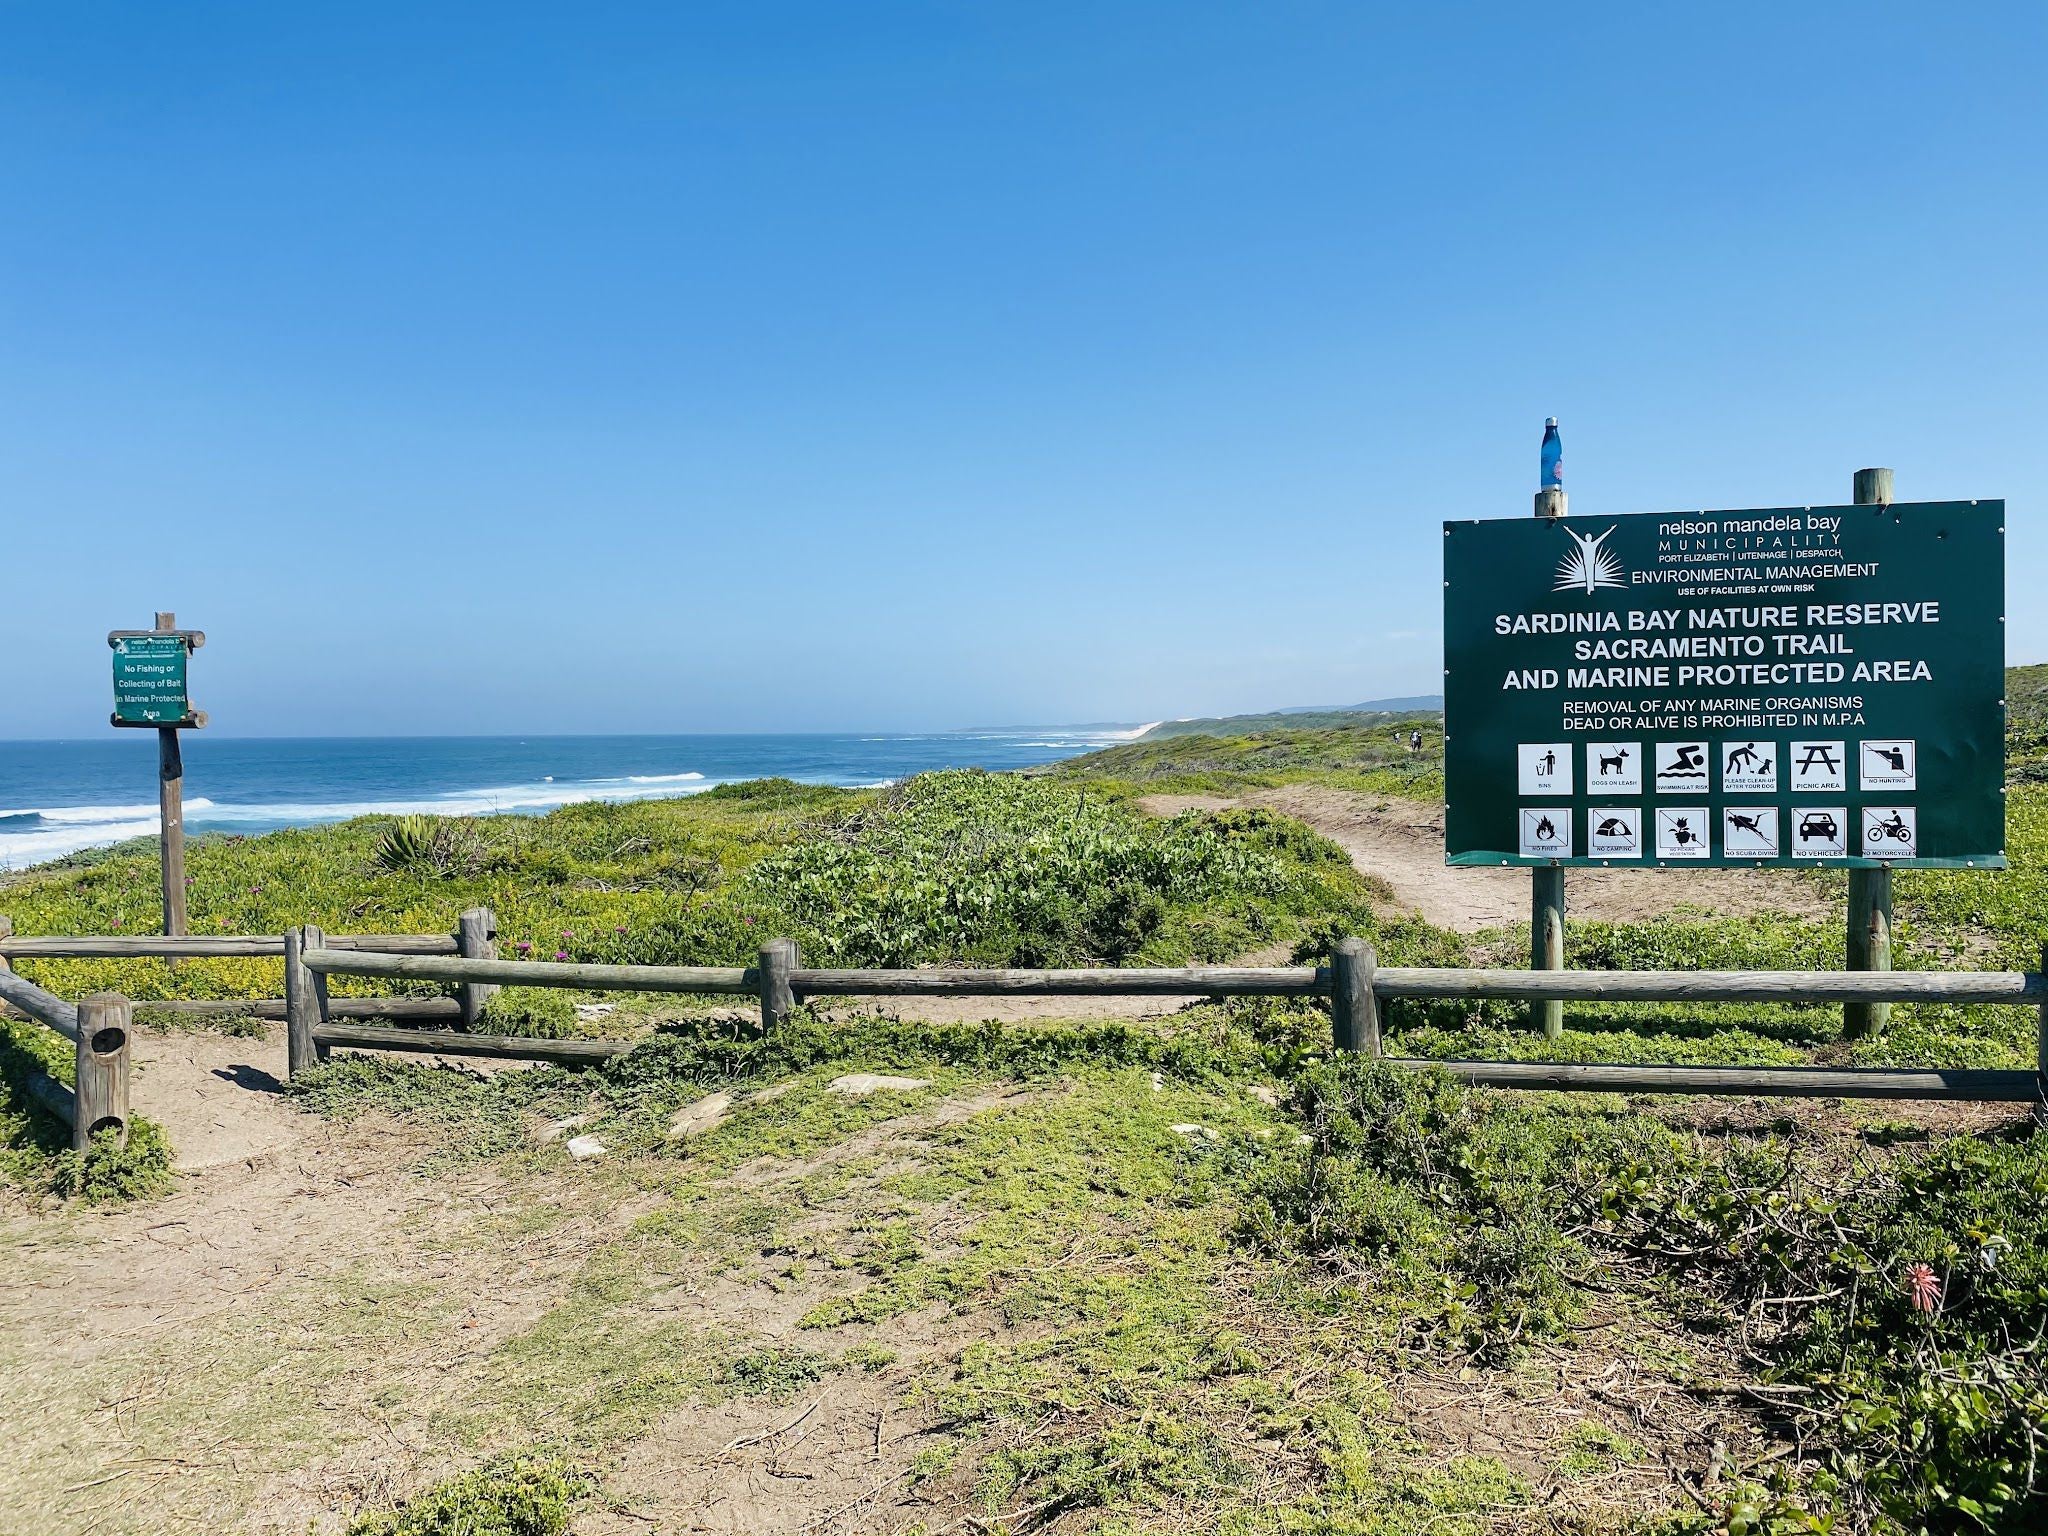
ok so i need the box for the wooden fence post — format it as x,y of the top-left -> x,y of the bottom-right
151,612 -> 191,938
1531,867 -> 1565,1040
285,924 -> 329,1079
1330,938 -> 1380,1055
1844,467 -> 1895,1040
2037,944 -> 2047,1127
759,937 -> 798,1032
73,993 -> 132,1151
457,907 -> 498,1029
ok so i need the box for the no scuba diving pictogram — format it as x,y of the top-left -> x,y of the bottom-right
1518,807 -> 1572,858
1721,806 -> 1781,858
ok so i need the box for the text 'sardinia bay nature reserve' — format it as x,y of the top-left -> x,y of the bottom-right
1443,500 -> 2005,868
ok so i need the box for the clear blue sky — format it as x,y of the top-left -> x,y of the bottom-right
3,4 -> 2043,737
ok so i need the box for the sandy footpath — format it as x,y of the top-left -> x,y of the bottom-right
1141,784 -> 1833,932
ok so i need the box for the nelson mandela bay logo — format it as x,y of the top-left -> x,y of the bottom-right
1553,525 -> 1626,595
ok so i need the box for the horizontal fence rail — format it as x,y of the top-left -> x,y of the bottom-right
0,932 -> 461,959
301,950 -> 1328,998
311,1022 -> 628,1066
301,949 -> 2042,1007
1412,1060 -> 2043,1101
2,912 -> 497,1087
0,969 -> 82,1042
788,966 -> 1326,996
132,996 -> 462,1021
304,950 -> 752,994
1369,967 -> 2045,1006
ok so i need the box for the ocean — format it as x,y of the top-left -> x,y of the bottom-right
0,729 -> 1143,870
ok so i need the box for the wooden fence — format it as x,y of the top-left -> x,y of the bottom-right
293,933 -> 2048,1107
0,966 -> 132,1150
11,909 -> 2043,1108
0,908 -> 499,1026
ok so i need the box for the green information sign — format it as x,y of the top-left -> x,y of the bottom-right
1443,500 -> 2004,868
111,634 -> 192,725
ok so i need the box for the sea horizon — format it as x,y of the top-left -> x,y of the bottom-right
0,726 -> 1155,870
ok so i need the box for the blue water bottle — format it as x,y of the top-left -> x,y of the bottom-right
1540,417 -> 1563,490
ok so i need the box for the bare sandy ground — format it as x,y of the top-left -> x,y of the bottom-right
1141,785 -> 1835,932
0,1030 -> 1027,1534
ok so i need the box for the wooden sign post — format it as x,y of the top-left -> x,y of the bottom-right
1531,482 -> 1567,1039
108,612 -> 207,937
1843,468 -> 1895,1039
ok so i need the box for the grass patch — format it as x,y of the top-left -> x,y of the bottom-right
1,1013 -> 174,1201
344,1453 -> 588,1536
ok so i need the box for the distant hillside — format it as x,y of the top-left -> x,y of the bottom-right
1270,694 -> 1443,716
1140,702 -> 1440,740
1077,666 -> 2041,794
1057,716 -> 1442,796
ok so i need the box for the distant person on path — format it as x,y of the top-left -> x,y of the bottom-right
1410,729 -> 1422,753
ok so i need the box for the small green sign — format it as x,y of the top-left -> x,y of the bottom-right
1443,500 -> 2005,868
112,635 -> 191,725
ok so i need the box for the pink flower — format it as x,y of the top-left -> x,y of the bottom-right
561,930 -> 574,940
614,926 -> 627,934
744,916 -> 756,926
514,941 -> 532,954
112,917 -> 123,927
1905,1263 -> 1942,1313
553,950 -> 568,961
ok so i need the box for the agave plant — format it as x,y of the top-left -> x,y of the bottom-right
374,814 -> 480,876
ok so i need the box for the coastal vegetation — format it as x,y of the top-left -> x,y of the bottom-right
1058,716 -> 1445,798
4,683 -> 2048,1532
1,770 -> 1376,1002
1135,702 -> 1440,740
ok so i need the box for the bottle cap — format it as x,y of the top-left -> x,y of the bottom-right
1545,417 -> 1558,428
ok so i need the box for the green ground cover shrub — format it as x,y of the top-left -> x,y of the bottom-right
1253,1056 -> 2048,1533
480,986 -> 580,1038
344,1454 -> 586,1536
1,1013 -> 174,1200
744,771 -> 1374,966
1897,784 -> 2048,966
